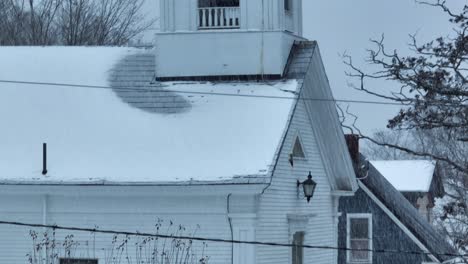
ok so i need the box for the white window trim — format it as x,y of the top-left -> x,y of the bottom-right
346,213 -> 373,264
287,213 -> 315,236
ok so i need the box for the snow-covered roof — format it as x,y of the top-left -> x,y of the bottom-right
370,160 -> 436,192
361,156 -> 456,262
0,47 -> 299,185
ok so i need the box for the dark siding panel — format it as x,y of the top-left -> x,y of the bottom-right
338,189 -> 431,264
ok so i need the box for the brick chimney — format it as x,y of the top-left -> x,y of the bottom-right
345,134 -> 360,165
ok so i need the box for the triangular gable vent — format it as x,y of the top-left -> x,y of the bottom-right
292,136 -> 305,158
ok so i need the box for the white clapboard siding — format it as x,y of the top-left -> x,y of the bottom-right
0,194 -> 233,264
256,48 -> 342,264
48,195 -> 232,264
0,213 -> 41,263
256,99 -> 336,264
0,195 -> 43,263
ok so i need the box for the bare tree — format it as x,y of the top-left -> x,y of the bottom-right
90,0 -> 153,45
58,0 -> 155,45
361,128 -> 462,161
59,0 -> 95,45
342,0 -> 468,255
28,0 -> 62,45
0,0 -> 154,46
0,0 -> 28,45
361,130 -> 416,160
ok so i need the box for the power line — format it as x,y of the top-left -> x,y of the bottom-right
0,220 -> 466,259
0,79 -> 398,105
0,79 -> 456,107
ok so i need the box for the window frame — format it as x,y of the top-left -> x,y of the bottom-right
346,213 -> 373,263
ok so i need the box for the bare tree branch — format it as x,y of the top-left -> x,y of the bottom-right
344,1 -> 468,253
0,0 -> 155,46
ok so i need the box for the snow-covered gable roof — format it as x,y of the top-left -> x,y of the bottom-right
370,160 -> 436,192
0,47 -> 299,185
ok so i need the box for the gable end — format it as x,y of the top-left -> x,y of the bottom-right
291,41 -> 357,192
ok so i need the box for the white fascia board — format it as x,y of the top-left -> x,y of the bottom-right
358,181 -> 440,263
0,183 -> 268,197
302,46 -> 358,193
331,190 -> 356,197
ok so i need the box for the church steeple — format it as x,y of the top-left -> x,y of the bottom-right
156,0 -> 303,80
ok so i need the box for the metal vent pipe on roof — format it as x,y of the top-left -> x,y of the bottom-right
42,143 -> 47,175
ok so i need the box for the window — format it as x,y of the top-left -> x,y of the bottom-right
199,0 -> 239,7
284,0 -> 291,11
198,0 -> 240,29
347,214 -> 372,263
60,259 -> 98,264
292,136 -> 305,158
292,232 -> 304,264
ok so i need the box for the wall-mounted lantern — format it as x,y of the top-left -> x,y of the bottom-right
297,172 -> 317,203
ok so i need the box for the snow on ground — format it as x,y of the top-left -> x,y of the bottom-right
0,47 -> 298,184
370,160 -> 436,192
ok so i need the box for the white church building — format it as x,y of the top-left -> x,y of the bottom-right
0,0 -> 358,263
157,0 -> 303,78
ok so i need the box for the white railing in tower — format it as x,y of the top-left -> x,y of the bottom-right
198,7 -> 240,29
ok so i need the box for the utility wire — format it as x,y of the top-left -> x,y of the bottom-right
1,79 -> 465,259
0,220 -> 466,259
0,79 -> 460,107
0,79 -> 398,105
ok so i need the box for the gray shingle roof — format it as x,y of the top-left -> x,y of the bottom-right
360,155 -> 457,262
109,52 -> 192,114
284,40 -> 317,80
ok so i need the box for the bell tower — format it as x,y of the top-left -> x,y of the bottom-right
156,0 -> 303,80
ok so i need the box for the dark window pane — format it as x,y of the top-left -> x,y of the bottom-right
350,218 -> 369,239
60,259 -> 98,264
292,137 -> 305,158
284,0 -> 291,11
350,240 -> 370,261
199,0 -> 239,7
292,232 -> 304,264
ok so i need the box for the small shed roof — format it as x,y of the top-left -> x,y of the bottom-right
370,160 -> 436,192
0,47 -> 298,185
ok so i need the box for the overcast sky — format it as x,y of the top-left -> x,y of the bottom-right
303,0 -> 464,135
145,0 -> 464,135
